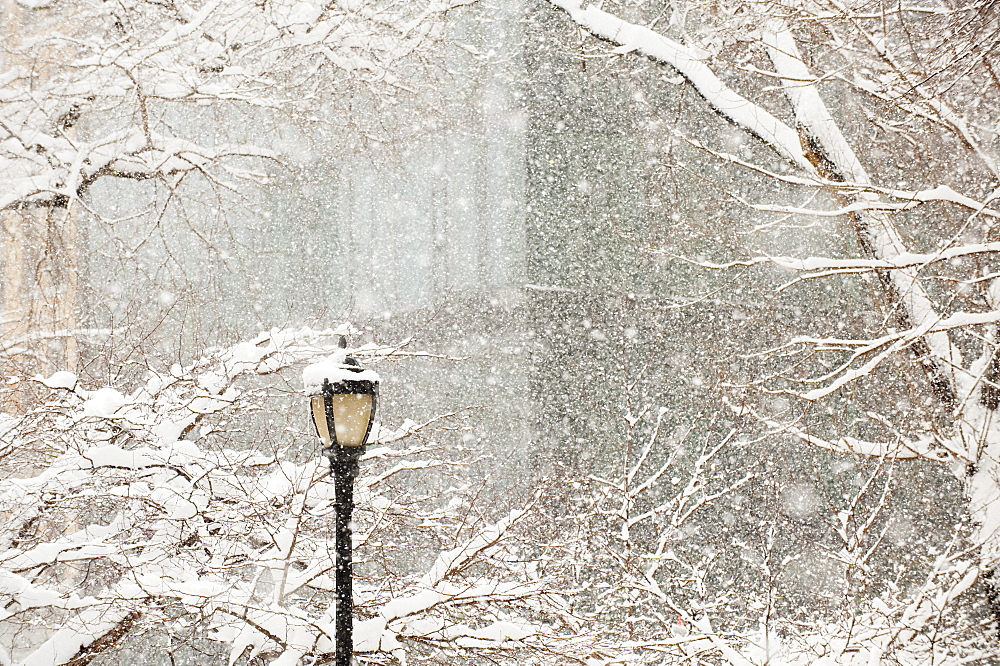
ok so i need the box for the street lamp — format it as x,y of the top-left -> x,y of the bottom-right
305,342 -> 379,666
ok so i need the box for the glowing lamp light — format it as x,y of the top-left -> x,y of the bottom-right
309,374 -> 378,449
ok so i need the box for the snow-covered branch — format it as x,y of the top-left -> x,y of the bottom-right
677,241 -> 1000,276
0,0 -> 456,211
546,0 -> 810,170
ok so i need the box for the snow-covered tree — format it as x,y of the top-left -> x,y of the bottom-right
0,0 -> 458,391
0,327 -> 600,665
2,0 -> 451,211
523,332 -> 983,664
542,0 -> 1000,658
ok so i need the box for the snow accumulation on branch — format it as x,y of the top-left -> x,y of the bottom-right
682,241 -> 1000,275
728,400 -> 953,462
732,308 -> 1000,425
546,0 -> 811,170
751,184 -> 1000,220
0,128 -> 276,211
684,139 -> 1000,218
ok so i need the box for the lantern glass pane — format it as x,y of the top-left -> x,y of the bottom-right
330,393 -> 373,447
311,395 -> 332,447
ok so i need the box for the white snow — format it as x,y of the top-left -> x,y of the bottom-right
37,371 -> 77,390
81,387 -> 126,418
302,355 -> 380,393
83,445 -> 159,469
276,1 -> 322,28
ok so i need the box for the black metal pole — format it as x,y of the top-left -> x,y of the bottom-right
331,451 -> 359,666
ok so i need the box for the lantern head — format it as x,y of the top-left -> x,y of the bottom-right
308,364 -> 379,451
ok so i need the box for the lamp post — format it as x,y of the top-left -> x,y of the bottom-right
306,346 -> 379,666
